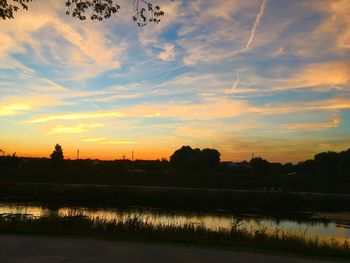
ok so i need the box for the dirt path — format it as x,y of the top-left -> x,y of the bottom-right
0,235 -> 339,263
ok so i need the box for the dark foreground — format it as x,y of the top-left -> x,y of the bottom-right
2,182 -> 350,212
0,235 -> 340,263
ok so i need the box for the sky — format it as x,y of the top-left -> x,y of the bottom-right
0,0 -> 349,163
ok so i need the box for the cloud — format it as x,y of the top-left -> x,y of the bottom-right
0,1 -> 125,81
0,95 -> 72,116
284,61 -> 350,89
25,95 -> 350,127
281,116 -> 341,131
101,140 -> 137,145
273,47 -> 284,57
304,98 -> 350,111
312,0 -> 350,50
177,0 -> 288,66
0,103 -> 31,116
251,98 -> 350,116
124,100 -> 251,120
28,111 -> 124,123
48,123 -> 103,134
204,1 -> 250,20
236,61 -> 350,93
81,137 -> 137,144
138,1 -> 180,47
158,44 -> 176,61
281,0 -> 350,57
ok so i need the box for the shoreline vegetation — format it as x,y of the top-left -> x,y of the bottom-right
0,213 -> 349,259
1,183 -> 350,213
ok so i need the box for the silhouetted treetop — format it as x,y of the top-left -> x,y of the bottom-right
1,0 -> 172,27
296,148 -> 350,177
201,148 -> 220,166
170,146 -> 220,171
50,144 -> 64,167
250,157 -> 270,175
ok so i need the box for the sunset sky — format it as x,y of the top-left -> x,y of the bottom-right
0,0 -> 349,162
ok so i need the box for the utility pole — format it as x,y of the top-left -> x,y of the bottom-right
132,151 -> 134,161
77,149 -> 79,160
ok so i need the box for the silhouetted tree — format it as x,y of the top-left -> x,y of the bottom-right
50,144 -> 64,167
282,162 -> 294,174
250,157 -> 270,175
296,159 -> 316,175
170,146 -> 221,171
339,148 -> 350,177
0,152 -> 19,167
295,148 -> 350,177
170,146 -> 196,170
0,0 -> 171,27
314,151 -> 339,175
201,148 -> 220,169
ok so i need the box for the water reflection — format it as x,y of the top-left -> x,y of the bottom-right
0,203 -> 349,242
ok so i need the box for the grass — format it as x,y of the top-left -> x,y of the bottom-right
0,212 -> 349,259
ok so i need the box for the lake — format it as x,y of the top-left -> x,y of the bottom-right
0,202 -> 349,242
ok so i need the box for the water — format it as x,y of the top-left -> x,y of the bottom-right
0,202 -> 349,242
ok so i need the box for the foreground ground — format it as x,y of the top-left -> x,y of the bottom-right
0,235 -> 341,263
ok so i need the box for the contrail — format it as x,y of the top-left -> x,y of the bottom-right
89,102 -> 103,110
224,74 -> 240,104
244,0 -> 268,51
230,75 -> 240,94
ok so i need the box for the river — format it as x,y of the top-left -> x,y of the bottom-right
0,202 -> 349,242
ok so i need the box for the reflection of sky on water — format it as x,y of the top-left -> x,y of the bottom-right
0,203 -> 349,242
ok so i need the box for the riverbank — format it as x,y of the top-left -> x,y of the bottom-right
1,183 -> 350,212
0,213 -> 349,259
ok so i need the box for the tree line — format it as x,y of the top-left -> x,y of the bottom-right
1,143 -> 349,178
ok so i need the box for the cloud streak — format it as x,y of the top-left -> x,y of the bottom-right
281,116 -> 341,131
28,111 -> 124,123
48,123 -> 103,134
81,137 -> 137,144
0,103 -> 31,116
244,0 -> 268,51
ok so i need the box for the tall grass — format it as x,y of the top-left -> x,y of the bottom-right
0,213 -> 349,258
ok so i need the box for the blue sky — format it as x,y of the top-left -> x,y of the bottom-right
0,0 -> 349,162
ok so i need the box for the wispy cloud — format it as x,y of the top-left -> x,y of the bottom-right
281,116 -> 341,131
0,95 -> 73,116
158,44 -> 176,61
276,61 -> 350,91
0,1 -> 126,81
0,103 -> 31,116
81,137 -> 137,144
48,123 -> 103,134
28,111 -> 124,123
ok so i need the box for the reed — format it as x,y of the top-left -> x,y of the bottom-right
0,213 -> 349,258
